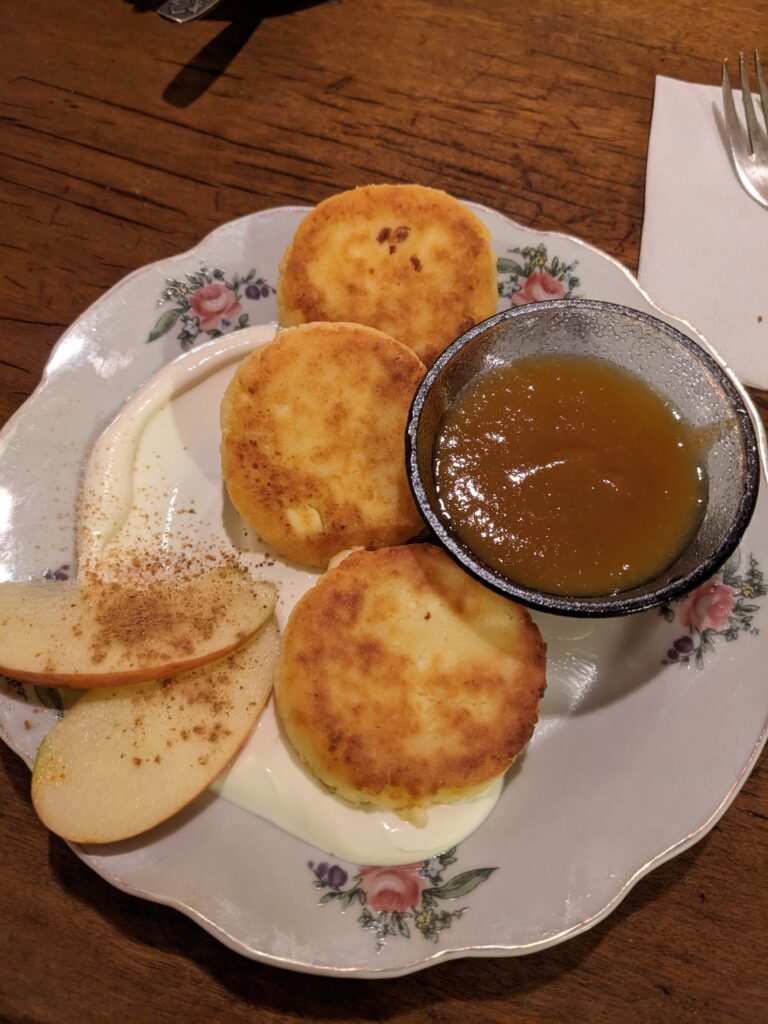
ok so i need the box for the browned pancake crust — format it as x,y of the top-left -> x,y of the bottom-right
275,544 -> 547,811
278,184 -> 498,367
220,323 -> 426,567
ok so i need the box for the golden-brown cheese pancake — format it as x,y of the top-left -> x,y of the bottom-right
278,184 -> 498,367
275,544 -> 547,814
220,322 -> 426,568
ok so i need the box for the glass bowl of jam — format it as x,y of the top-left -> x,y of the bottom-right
406,299 -> 761,616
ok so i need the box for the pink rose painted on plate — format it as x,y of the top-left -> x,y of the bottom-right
148,264 -> 276,350
358,864 -> 428,914
660,552 -> 765,668
497,243 -> 580,305
679,580 -> 738,632
510,269 -> 568,305
187,282 -> 241,332
309,847 -> 496,948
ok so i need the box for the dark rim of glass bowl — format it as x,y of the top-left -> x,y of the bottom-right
405,299 -> 761,617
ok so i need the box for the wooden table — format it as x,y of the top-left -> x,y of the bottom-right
1,1 -> 766,1020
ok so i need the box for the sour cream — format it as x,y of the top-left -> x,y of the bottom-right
79,326 -> 502,865
212,700 -> 500,865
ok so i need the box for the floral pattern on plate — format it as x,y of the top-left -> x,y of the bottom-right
660,551 -> 766,667
148,264 -> 276,350
310,847 -> 495,949
1,676 -> 65,716
497,244 -> 580,304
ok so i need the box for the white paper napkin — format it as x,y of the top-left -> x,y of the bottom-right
639,75 -> 768,388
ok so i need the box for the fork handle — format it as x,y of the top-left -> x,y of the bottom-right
158,0 -> 224,23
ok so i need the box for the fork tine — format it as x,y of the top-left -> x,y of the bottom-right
739,51 -> 768,157
755,51 -> 768,127
722,60 -> 749,161
722,55 -> 768,208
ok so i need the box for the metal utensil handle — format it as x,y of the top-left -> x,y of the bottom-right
158,0 -> 224,23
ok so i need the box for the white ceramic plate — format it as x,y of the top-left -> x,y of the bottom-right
0,204 -> 766,978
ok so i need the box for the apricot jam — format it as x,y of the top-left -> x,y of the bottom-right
434,354 -> 705,596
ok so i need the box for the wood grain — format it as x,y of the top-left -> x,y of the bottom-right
1,1 -> 766,1021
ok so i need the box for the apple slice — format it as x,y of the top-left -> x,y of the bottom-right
0,567 -> 275,687
31,616 -> 279,843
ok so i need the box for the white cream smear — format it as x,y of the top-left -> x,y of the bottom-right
78,326 -> 501,866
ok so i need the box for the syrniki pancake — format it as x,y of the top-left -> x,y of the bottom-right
278,183 -> 499,367
220,322 -> 426,567
275,544 -> 547,816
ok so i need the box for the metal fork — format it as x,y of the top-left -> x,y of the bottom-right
722,51 -> 768,209
158,0 -> 224,22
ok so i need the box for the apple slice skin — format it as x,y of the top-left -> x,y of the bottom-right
0,568 -> 275,688
31,617 -> 279,844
